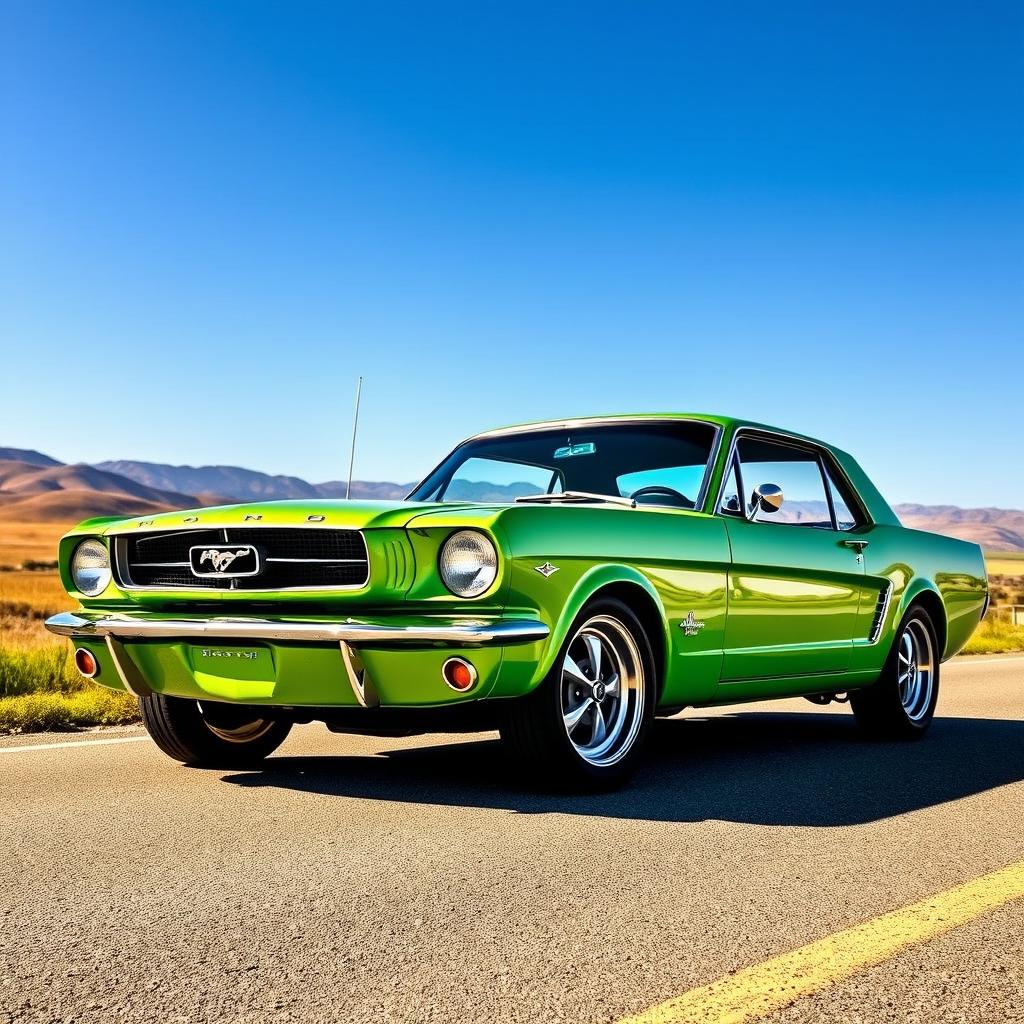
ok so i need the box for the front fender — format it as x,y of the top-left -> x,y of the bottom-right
488,504 -> 729,703
532,563 -> 668,686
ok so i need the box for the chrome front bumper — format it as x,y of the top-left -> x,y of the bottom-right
44,611 -> 549,646
45,611 -> 550,708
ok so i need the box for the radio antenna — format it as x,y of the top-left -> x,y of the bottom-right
345,376 -> 363,500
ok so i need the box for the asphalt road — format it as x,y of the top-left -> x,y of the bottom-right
2,656 -> 1023,1024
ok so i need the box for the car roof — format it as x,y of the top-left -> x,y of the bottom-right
469,413 -> 831,450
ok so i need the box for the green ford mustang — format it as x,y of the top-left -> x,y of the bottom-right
47,414 -> 988,787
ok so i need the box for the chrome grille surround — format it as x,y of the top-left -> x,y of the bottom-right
113,527 -> 370,592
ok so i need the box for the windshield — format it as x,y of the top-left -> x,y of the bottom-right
409,420 -> 718,509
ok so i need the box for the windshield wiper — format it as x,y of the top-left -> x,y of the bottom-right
514,491 -> 637,508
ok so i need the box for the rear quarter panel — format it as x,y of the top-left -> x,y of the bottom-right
859,524 -> 987,666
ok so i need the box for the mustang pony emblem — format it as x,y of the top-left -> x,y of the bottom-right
188,543 -> 260,578
199,548 -> 250,573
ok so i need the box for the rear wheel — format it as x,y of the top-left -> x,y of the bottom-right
499,598 -> 656,789
139,694 -> 292,766
851,606 -> 940,739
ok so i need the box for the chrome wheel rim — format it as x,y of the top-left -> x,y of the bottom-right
897,619 -> 935,722
560,615 -> 645,767
198,702 -> 276,744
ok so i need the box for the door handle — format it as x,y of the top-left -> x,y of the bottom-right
841,539 -> 869,553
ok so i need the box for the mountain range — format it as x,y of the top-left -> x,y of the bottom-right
0,447 -> 411,522
1,447 -> 1022,551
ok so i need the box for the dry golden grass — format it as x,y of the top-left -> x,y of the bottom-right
0,570 -> 68,612
0,566 -> 133,731
0,521 -> 84,660
987,573 -> 1024,610
986,554 -> 1024,576
0,616 -> 56,651
0,519 -> 66,568
0,566 -> 95,732
0,688 -> 138,732
0,571 -> 73,650
0,643 -> 81,696
0,519 -> 78,654
963,614 -> 1024,655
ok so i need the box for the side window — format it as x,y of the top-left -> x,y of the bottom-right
736,437 -> 832,528
617,464 -> 704,508
718,455 -> 743,515
823,462 -> 861,531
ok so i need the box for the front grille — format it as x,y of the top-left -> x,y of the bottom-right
115,528 -> 369,591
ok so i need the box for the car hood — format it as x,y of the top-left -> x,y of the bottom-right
93,499 -> 505,536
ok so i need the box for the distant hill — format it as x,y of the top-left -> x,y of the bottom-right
1,490 -> 191,523
0,458 -> 198,522
0,447 -> 62,468
98,460 -> 413,502
0,461 -> 194,504
3,447 -> 1024,550
96,460 -> 323,501
893,504 -> 1024,553
317,480 -> 411,500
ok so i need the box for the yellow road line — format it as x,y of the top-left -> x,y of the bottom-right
617,859 -> 1024,1024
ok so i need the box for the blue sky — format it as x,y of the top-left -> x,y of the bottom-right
2,2 -> 1022,504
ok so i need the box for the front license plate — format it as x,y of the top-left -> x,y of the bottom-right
188,646 -> 276,696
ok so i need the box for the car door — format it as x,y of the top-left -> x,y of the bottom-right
718,432 -> 870,684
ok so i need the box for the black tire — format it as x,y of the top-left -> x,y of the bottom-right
499,597 -> 657,789
850,605 -> 941,739
139,694 -> 292,767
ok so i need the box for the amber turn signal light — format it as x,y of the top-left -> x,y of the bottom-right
441,657 -> 477,692
74,647 -> 99,679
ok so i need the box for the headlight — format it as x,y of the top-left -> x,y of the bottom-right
70,538 -> 111,596
439,530 -> 498,598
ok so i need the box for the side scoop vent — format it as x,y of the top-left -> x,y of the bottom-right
869,583 -> 893,644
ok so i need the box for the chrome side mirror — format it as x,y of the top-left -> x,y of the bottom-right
747,482 -> 784,520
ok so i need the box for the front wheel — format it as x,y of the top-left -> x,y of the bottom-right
499,598 -> 656,789
139,694 -> 292,766
851,606 -> 940,739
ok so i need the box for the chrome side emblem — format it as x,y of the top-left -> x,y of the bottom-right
244,513 -> 262,521
184,516 -> 198,523
307,514 -> 326,522
535,562 -> 560,578
680,611 -> 706,637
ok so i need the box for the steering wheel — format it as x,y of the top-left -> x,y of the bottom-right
629,485 -> 694,509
